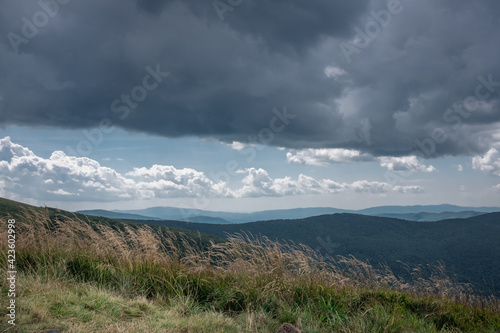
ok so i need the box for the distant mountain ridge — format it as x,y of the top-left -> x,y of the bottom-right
77,204 -> 500,223
180,216 -> 233,224
78,206 -> 349,223
358,204 -> 500,214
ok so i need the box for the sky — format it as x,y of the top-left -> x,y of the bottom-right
1,0 -> 500,212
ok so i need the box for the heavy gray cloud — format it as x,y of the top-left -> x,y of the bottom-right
1,0 -> 499,157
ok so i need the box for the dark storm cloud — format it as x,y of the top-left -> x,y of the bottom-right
136,0 -> 169,14
0,0 -> 499,157
134,0 -> 368,51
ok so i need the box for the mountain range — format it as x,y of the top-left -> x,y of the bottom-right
78,204 -> 500,223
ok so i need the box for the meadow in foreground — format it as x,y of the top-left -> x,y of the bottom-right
1,208 -> 499,332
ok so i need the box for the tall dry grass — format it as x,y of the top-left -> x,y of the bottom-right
6,207 -> 168,262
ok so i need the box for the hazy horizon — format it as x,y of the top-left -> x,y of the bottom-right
6,194 -> 500,215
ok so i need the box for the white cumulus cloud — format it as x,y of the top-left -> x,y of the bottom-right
379,156 -> 436,173
286,148 -> 374,166
225,141 -> 251,151
0,137 -> 426,202
234,168 -> 326,197
0,137 -> 228,201
350,180 -> 392,194
393,185 -> 425,194
472,148 -> 500,176
233,168 -> 423,197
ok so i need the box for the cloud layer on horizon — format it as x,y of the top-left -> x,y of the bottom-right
0,0 -> 499,158
0,136 -> 424,202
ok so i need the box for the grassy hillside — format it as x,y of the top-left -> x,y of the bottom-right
0,197 -> 224,252
1,198 -> 499,332
130,213 -> 500,297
